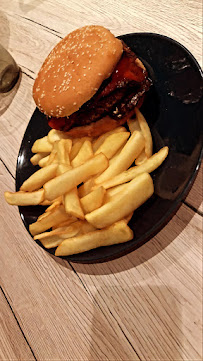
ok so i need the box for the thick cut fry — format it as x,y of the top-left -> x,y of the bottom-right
29,205 -> 72,236
95,131 -> 144,185
105,183 -> 127,202
45,199 -> 61,213
57,139 -> 72,165
86,173 -> 154,228
44,153 -> 108,201
38,155 -> 50,167
48,129 -> 71,143
64,188 -> 84,219
55,220 -> 133,256
92,126 -> 126,152
125,212 -> 133,223
20,163 -> 58,192
127,116 -> 141,134
71,140 -> 93,168
70,137 -> 92,161
57,164 -> 72,176
46,142 -> 60,166
80,186 -> 106,214
98,146 -> 169,190
95,132 -> 130,159
135,149 -> 148,165
32,136 -> 53,153
78,178 -> 95,198
34,222 -> 82,248
52,217 -> 77,229
135,108 -> 153,158
79,221 -> 96,234
40,196 -> 62,206
4,189 -> 44,206
30,152 -> 50,166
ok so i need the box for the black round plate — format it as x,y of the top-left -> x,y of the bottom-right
16,33 -> 203,263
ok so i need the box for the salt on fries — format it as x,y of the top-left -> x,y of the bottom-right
4,108 -> 169,256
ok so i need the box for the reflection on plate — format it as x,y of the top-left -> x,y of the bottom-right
16,33 -> 203,263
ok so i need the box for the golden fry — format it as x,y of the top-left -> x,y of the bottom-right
29,205 -> 72,236
55,220 -> 133,256
95,131 -> 144,185
32,136 -> 53,153
80,186 -> 106,214
135,108 -> 153,158
71,140 -> 93,168
135,149 -> 148,166
64,187 -> 84,219
20,163 -> 58,192
98,146 -> 169,190
92,126 -> 126,152
38,155 -> 50,167
44,153 -> 108,201
95,132 -> 130,159
30,152 -> 50,166
48,129 -> 71,143
4,189 -> 44,206
86,173 -> 154,228
78,178 -> 95,198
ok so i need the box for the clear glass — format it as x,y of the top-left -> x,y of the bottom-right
0,45 -> 20,93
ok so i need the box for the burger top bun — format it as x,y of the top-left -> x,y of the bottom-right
33,25 -> 123,118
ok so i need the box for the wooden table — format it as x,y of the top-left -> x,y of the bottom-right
0,1 -> 202,360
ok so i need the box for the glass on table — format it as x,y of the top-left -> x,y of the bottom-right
0,44 -> 20,93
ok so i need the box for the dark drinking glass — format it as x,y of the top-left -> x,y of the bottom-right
0,45 -> 20,93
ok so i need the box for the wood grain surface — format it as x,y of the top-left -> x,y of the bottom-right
0,0 -> 202,360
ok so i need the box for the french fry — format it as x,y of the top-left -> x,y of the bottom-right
95,131 -> 145,185
92,126 -> 126,152
63,187 -> 84,219
20,163 -> 58,192
78,221 -> 96,234
29,205 -> 72,236
4,189 -> 44,206
57,139 -> 72,165
85,173 -> 154,228
34,222 -> 82,248
70,137 -> 92,161
80,186 -> 106,214
78,178 -> 95,198
32,136 -> 53,153
37,211 -> 51,221
125,212 -> 133,223
55,220 -> 133,256
40,200 -> 52,206
57,164 -> 72,176
45,199 -> 61,213
135,108 -> 153,158
97,146 -> 169,190
127,116 -> 141,134
46,142 -> 60,166
38,155 -> 50,167
105,183 -> 127,202
40,196 -> 62,206
30,152 -> 50,166
44,153 -> 108,201
48,129 -> 71,143
71,140 -> 93,168
135,149 -> 148,165
52,217 -> 78,229
95,132 -> 130,159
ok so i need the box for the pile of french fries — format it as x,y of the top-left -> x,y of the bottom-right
4,108 -> 169,256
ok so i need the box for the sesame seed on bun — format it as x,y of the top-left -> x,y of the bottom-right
33,25 -> 123,118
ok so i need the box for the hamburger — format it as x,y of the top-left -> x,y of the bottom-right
33,25 -> 151,137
